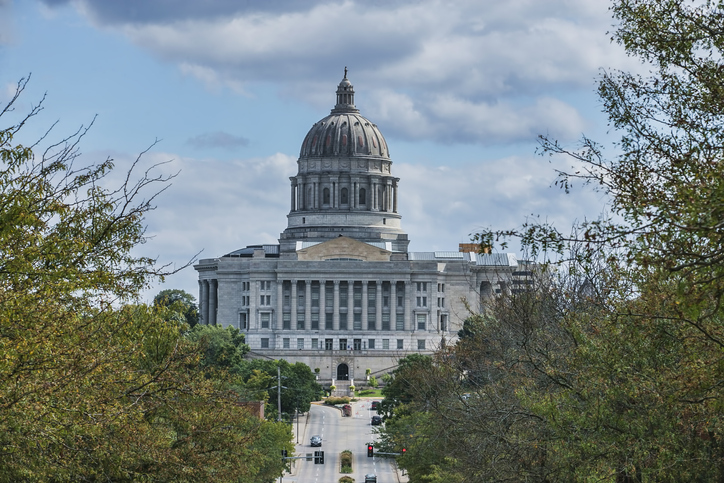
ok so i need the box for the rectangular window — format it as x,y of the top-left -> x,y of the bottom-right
325,311 -> 333,330
382,339 -> 390,350
312,282 -> 320,308
312,338 -> 318,349
239,313 -> 247,330
367,312 -> 376,331
416,297 -> 427,307
382,313 -> 390,331
354,282 -> 362,308
340,282 -> 348,307
397,339 -> 404,350
297,281 -> 305,307
396,312 -> 404,331
416,282 -> 427,292
368,283 -> 376,308
397,294 -> 404,307
418,339 -> 426,350
339,312 -> 348,330
417,313 -> 426,330
297,338 -> 304,350
441,314 -> 448,332
339,339 -> 348,351
261,338 -> 269,349
325,338 -> 333,350
297,314 -> 305,330
353,312 -> 362,330
326,282 -> 334,308
261,313 -> 270,329
283,312 -> 291,330
368,339 -> 375,349
311,313 -> 319,330
283,338 -> 290,349
353,339 -> 362,350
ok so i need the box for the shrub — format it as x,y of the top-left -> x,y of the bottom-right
339,477 -> 355,483
324,396 -> 350,405
340,450 -> 353,473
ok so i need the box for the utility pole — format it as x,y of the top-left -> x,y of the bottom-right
277,365 -> 282,422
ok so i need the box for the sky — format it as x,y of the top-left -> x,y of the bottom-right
0,0 -> 636,302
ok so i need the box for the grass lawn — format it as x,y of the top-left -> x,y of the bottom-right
356,389 -> 384,397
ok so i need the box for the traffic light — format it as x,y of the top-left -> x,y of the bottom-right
401,448 -> 406,455
368,444 -> 374,457
314,450 -> 325,464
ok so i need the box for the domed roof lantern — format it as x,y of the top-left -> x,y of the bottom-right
332,67 -> 359,113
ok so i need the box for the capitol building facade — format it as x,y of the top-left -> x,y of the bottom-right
195,72 -> 524,387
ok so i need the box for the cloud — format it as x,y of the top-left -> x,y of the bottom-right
43,0 -> 635,146
186,131 -> 250,150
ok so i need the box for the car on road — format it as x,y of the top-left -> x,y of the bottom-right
310,435 -> 322,447
371,401 -> 380,410
371,415 -> 382,426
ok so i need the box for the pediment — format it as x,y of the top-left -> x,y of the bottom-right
297,236 -> 391,261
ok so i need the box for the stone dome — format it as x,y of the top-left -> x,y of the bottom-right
279,69 -> 408,256
299,72 -> 389,159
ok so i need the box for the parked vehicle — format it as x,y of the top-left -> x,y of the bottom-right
371,400 -> 380,410
371,415 -> 382,425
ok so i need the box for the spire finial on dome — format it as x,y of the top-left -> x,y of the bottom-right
333,67 -> 357,113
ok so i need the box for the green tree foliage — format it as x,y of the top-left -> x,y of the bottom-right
386,1 -> 724,481
0,77 -> 292,482
235,359 -> 324,420
153,288 -> 199,327
186,323 -> 250,370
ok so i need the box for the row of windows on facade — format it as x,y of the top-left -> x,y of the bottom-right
242,281 -> 442,294
244,312 -> 447,332
258,337 -> 427,351
240,281 -> 443,308
240,294 -> 442,309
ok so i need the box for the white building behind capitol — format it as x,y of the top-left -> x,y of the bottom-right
195,70 -> 526,388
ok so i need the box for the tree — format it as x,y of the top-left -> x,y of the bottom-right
470,1 -> 724,480
154,288 -> 199,327
186,323 -> 250,369
0,77 -> 292,481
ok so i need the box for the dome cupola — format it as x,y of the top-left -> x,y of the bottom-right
279,69 -> 409,256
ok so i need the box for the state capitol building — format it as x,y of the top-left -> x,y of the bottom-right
195,72 -> 525,389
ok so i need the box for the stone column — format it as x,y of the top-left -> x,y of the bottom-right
393,179 -> 398,213
291,280 -> 298,330
290,180 -> 296,211
320,280 -> 327,330
200,280 -> 209,325
347,281 -> 354,329
362,281 -> 369,330
405,281 -> 413,332
209,279 -> 217,326
390,281 -> 397,330
305,280 -> 312,331
376,281 -> 383,330
333,280 -> 340,330
276,280 -> 283,330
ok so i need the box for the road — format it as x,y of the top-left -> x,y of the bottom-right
280,399 -> 406,483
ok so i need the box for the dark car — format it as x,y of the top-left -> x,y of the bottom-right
310,435 -> 322,447
371,415 -> 382,426
371,401 -> 380,410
